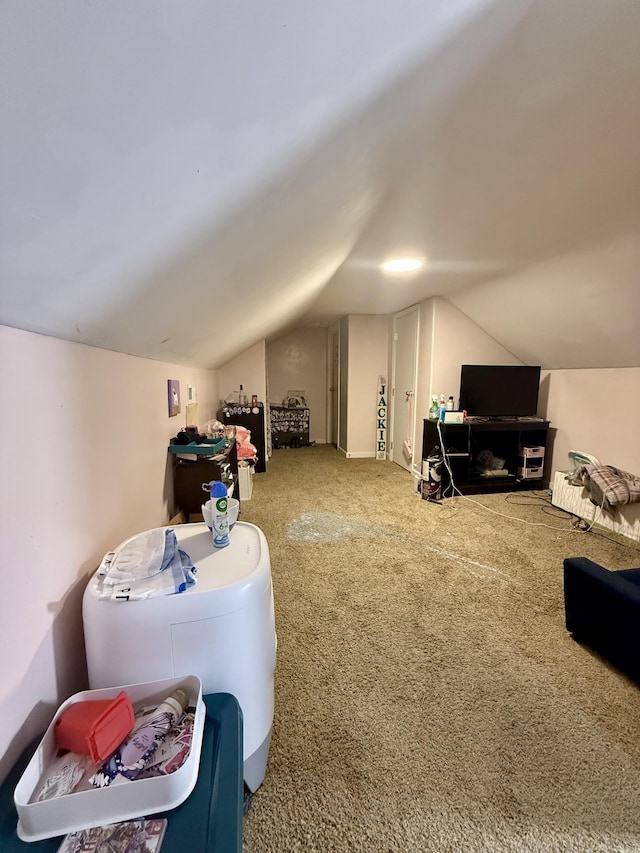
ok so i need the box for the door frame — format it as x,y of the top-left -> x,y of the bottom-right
326,325 -> 340,447
390,305 -> 419,470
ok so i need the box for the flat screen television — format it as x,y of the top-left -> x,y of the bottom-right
458,364 -> 541,419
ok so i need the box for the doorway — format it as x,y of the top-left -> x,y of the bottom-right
328,329 -> 339,447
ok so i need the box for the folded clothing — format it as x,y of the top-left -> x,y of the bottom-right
98,528 -> 177,585
97,528 -> 197,601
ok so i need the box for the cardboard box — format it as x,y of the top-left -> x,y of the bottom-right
238,465 -> 253,500
14,675 -> 205,843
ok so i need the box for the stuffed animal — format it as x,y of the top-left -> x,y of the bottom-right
234,425 -> 257,462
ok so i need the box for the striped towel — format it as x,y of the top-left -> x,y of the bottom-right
569,464 -> 640,514
97,528 -> 197,601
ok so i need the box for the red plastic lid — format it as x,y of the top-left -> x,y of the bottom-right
55,691 -> 135,764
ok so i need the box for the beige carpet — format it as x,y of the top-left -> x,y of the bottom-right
238,445 -> 640,852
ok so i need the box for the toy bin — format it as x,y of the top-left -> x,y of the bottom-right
13,674 -> 205,843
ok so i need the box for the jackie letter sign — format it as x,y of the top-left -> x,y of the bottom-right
376,376 -> 387,460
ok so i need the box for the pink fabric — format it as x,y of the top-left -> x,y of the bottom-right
235,425 -> 257,461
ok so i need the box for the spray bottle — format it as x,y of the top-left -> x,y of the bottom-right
428,395 -> 439,421
210,480 -> 230,548
438,394 -> 447,422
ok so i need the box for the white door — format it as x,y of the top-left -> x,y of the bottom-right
329,331 -> 339,446
392,309 -> 418,471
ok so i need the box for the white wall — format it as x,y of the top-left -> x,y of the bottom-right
0,325 -> 217,786
1,0 -> 506,369
266,329 -> 328,444
448,233 -> 640,369
543,368 -> 640,474
217,339 -> 267,406
346,315 -> 390,456
415,296 -> 522,461
431,296 -> 522,400
412,299 -> 640,477
446,234 -> 640,473
217,339 -> 268,465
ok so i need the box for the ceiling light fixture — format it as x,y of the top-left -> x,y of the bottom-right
381,257 -> 424,273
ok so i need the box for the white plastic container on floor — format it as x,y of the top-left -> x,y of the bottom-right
82,522 -> 275,792
14,675 -> 205,842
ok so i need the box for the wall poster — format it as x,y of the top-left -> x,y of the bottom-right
168,379 -> 181,417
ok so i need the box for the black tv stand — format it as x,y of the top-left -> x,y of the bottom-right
467,415 -> 545,423
422,418 -> 550,496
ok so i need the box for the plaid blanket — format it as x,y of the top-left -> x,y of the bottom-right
568,464 -> 640,514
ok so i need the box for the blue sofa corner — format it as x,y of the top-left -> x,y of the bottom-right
564,557 -> 640,683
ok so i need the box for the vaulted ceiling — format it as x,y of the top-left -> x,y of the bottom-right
1,0 -> 639,369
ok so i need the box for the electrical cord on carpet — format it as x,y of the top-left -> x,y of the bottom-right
503,493 -> 583,519
504,493 -> 553,506
565,494 -> 640,552
505,493 -> 640,549
510,489 -> 640,550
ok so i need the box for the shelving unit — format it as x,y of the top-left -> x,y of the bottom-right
219,403 -> 267,473
422,418 -> 550,495
171,438 -> 239,518
269,405 -> 310,448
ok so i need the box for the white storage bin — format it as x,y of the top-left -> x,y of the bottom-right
238,464 -> 254,500
519,445 -> 545,458
14,675 -> 205,843
517,465 -> 543,479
